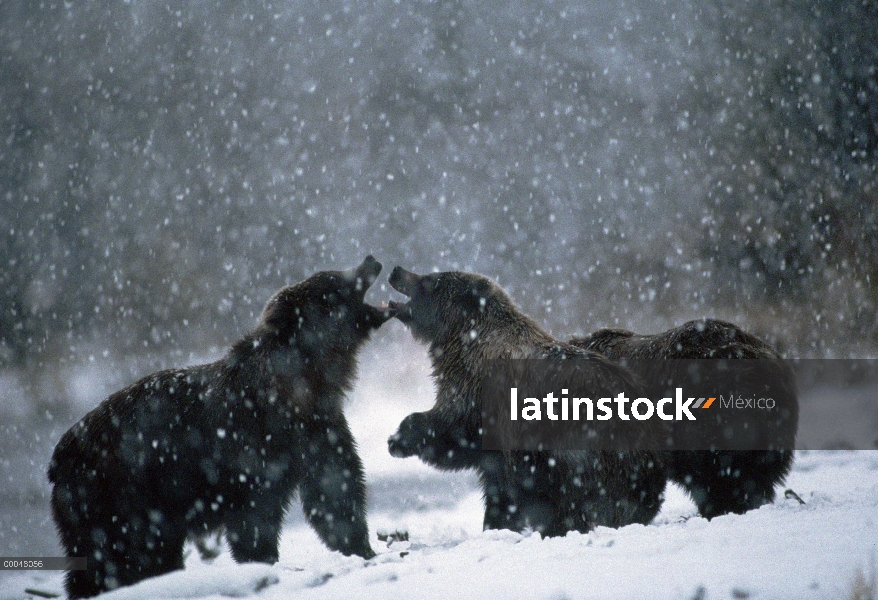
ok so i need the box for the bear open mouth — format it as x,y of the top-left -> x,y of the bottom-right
369,301 -> 398,321
385,299 -> 410,322
349,256 -> 397,322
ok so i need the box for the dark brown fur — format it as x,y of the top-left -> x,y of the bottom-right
387,268 -> 667,535
49,256 -> 390,598
571,319 -> 798,518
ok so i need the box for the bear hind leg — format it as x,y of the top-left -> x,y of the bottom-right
52,480 -> 117,598
57,517 -> 185,598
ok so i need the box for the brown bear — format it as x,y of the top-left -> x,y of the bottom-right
570,319 -> 798,518
386,267 -> 667,536
49,256 -> 391,598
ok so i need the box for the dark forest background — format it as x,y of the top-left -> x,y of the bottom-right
2,0 -> 877,414
0,0 -> 877,566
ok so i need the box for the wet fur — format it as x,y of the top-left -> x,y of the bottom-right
49,257 -> 388,598
387,269 -> 667,535
571,319 -> 798,518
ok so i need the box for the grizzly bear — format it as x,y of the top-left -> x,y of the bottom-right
386,267 -> 667,536
49,256 -> 390,598
571,319 -> 798,518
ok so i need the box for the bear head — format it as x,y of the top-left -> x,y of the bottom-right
388,266 -> 518,346
257,255 -> 394,354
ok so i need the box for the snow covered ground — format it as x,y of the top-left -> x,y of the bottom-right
3,337 -> 877,600
7,450 -> 876,600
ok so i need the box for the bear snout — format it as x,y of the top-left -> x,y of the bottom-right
355,255 -> 383,288
389,266 -> 420,297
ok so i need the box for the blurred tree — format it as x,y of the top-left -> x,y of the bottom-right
1,0 -> 876,398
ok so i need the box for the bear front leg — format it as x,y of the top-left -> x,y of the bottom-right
671,450 -> 786,519
388,411 -> 482,470
299,417 -> 375,559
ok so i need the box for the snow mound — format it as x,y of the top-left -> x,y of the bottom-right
97,562 -> 278,600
